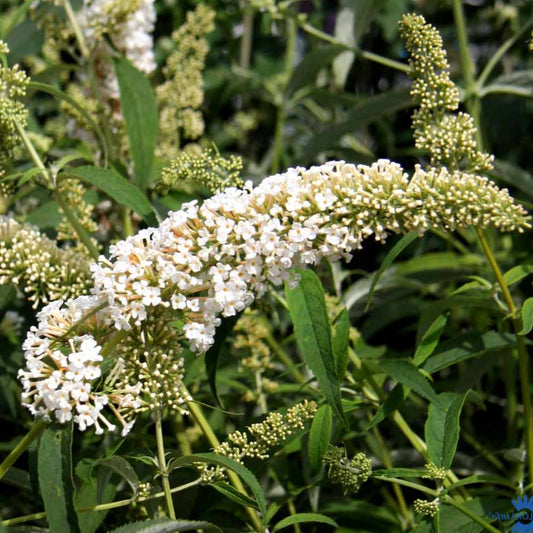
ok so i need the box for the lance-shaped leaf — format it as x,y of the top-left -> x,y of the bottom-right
425,392 -> 467,469
115,57 -> 158,190
286,270 -> 348,427
38,425 -> 80,533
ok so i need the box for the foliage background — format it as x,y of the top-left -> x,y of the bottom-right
1,0 -> 533,532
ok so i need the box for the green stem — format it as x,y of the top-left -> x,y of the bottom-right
373,476 -> 437,496
370,425 -> 413,527
453,1 -> 475,86
28,81 -> 109,165
2,479 -> 201,526
286,499 -> 302,533
55,192 -> 100,260
14,121 -> 50,185
452,0 -> 483,146
477,17 -> 533,89
240,6 -> 254,69
271,18 -> 296,174
187,400 -> 265,532
480,85 -> 533,99
154,410 -> 176,519
123,207 -> 134,238
264,332 -> 307,386
63,0 -> 90,60
0,420 -> 46,482
476,228 -> 533,482
298,21 -> 409,73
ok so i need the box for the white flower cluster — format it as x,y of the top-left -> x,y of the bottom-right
19,160 -> 529,435
91,160 -> 529,353
78,0 -> 156,97
19,297 -> 112,433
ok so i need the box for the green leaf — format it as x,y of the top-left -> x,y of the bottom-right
308,404 -> 333,471
115,57 -> 158,190
17,167 -> 41,186
68,166 -> 156,223
503,264 -> 533,287
38,426 -> 80,533
96,456 -> 139,501
416,296 -> 497,345
287,45 -> 347,95
519,297 -> 533,335
109,519 -> 222,533
286,270 -> 347,427
413,314 -> 447,367
423,331 -> 516,374
168,453 -> 267,520
272,513 -> 338,532
301,87 -> 412,158
425,392 -> 467,469
332,308 -> 350,379
205,312 -> 242,406
26,201 -> 63,229
210,481 -> 259,510
366,232 -> 418,310
76,481 -> 116,533
28,81 -> 109,163
364,382 -> 405,429
332,1 -> 356,88
379,360 -> 441,406
444,474 -> 516,492
413,498 -> 508,533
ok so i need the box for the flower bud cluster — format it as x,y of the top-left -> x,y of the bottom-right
399,14 -> 493,173
200,400 -> 317,482
156,4 -> 215,159
160,148 -> 243,194
413,498 -> 440,518
422,462 -> 447,481
323,446 -> 372,494
0,216 -> 92,306
233,309 -> 273,374
0,41 -> 29,160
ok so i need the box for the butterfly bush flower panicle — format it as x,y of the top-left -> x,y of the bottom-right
156,4 -> 215,159
91,160 -> 529,352
0,216 -> 92,306
200,400 -> 317,482
20,160 -> 530,435
399,13 -> 493,173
